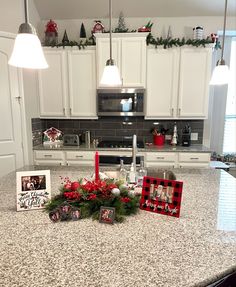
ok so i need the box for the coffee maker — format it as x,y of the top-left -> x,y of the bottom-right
181,125 -> 191,146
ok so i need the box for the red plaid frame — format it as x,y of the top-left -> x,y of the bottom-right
140,176 -> 183,218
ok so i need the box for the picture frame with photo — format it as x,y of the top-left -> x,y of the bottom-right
140,176 -> 183,218
16,170 -> 51,211
99,206 -> 115,224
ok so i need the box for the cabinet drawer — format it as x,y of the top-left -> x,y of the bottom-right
146,152 -> 177,162
34,150 -> 64,160
66,151 -> 95,161
178,152 -> 210,162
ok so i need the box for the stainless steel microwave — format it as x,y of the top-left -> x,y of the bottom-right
97,88 -> 145,116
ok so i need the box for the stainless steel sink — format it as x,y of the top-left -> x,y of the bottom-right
103,169 -> 176,180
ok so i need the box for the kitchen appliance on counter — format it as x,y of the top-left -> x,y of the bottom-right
181,124 -> 191,146
97,88 -> 145,116
63,134 -> 80,146
97,139 -> 145,165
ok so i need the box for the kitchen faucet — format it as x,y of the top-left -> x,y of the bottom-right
132,134 -> 137,173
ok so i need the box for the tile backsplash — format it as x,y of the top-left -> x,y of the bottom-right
32,117 -> 204,146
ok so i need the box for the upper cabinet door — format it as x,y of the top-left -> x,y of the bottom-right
96,38 -> 120,87
121,37 -> 147,87
95,33 -> 147,88
178,47 -> 212,118
68,49 -> 97,118
38,50 -> 68,117
145,48 -> 179,118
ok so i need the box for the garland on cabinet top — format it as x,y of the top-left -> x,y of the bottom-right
146,33 -> 220,49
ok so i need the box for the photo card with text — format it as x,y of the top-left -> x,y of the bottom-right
140,176 -> 183,218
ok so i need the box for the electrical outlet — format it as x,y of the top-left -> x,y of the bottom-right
191,133 -> 198,141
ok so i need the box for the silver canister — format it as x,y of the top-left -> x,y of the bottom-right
85,131 -> 91,148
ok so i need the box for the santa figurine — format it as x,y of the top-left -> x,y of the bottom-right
45,19 -> 58,46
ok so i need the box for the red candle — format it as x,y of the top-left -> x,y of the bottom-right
95,151 -> 99,181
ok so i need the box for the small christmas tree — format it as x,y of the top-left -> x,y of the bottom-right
80,23 -> 86,38
116,11 -> 128,32
62,30 -> 69,45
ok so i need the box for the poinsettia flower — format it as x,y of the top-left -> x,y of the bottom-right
87,194 -> 97,200
121,197 -> 131,203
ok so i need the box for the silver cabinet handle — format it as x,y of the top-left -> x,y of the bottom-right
75,155 -> 83,158
156,157 -> 165,160
190,157 -> 199,160
44,154 -> 52,157
63,108 -> 65,115
178,108 -> 181,116
171,108 -> 174,116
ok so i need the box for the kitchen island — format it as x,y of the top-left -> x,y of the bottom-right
0,166 -> 236,287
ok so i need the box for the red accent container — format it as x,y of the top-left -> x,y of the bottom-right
153,135 -> 165,146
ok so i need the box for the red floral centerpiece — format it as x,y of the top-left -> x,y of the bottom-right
46,176 -> 140,223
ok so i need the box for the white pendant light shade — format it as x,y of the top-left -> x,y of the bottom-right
100,0 -> 122,86
8,33 -> 48,69
210,64 -> 230,85
100,64 -> 122,86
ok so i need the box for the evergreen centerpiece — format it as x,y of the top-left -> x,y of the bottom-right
46,176 -> 140,223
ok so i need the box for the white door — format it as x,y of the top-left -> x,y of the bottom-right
68,49 -> 97,118
0,34 -> 24,178
178,47 -> 212,118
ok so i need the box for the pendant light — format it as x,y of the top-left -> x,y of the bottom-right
100,0 -> 122,86
210,0 -> 229,85
8,0 -> 48,69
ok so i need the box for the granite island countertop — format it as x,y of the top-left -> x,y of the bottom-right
0,166 -> 236,287
33,143 -> 211,153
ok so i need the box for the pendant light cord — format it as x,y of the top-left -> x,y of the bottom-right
24,0 -> 29,23
221,0 -> 228,60
109,0 -> 112,61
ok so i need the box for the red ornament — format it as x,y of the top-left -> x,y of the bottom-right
71,181 -> 80,191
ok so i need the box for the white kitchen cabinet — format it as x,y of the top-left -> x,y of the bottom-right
145,152 -> 178,168
145,46 -> 212,119
66,151 -> 95,166
34,150 -> 65,165
95,33 -> 148,88
38,50 -> 68,117
178,152 -> 211,168
38,47 -> 97,119
146,48 -> 179,118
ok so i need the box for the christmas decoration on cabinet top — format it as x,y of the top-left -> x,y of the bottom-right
44,19 -> 58,46
80,23 -> 87,39
138,21 -> 153,32
115,11 -> 128,33
62,30 -> 70,45
92,20 -> 105,34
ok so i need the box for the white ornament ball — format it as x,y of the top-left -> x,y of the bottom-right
128,189 -> 136,198
111,188 -> 120,196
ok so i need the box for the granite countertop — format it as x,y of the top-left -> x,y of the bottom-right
0,166 -> 236,287
34,143 -> 211,153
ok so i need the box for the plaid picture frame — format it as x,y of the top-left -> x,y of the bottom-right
140,176 -> 183,218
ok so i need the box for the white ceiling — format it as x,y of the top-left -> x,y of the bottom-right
33,0 -> 236,20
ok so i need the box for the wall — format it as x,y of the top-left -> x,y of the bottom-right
32,117 -> 204,147
37,16 -> 236,43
